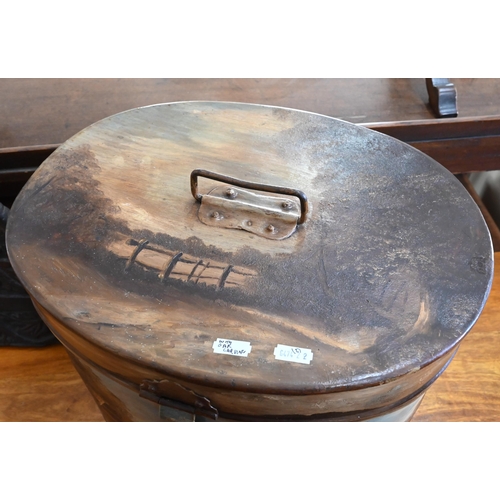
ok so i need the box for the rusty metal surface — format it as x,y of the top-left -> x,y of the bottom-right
5,102 -> 494,397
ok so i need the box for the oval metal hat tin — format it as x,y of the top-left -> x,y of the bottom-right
6,102 -> 493,421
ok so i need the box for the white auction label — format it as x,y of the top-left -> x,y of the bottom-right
274,344 -> 313,364
212,338 -> 252,357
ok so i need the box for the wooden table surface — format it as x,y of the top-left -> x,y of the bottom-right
2,78 -> 500,150
0,253 -> 498,422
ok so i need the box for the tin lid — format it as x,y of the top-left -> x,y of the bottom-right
6,101 -> 493,394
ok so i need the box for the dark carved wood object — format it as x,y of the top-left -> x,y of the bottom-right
0,201 -> 57,346
426,78 -> 458,118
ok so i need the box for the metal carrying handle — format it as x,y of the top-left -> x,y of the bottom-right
190,169 -> 309,225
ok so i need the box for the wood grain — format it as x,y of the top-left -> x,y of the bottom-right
0,344 -> 104,421
367,116 -> 500,174
2,78 -> 500,150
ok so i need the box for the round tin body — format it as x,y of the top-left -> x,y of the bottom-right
6,102 -> 493,421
